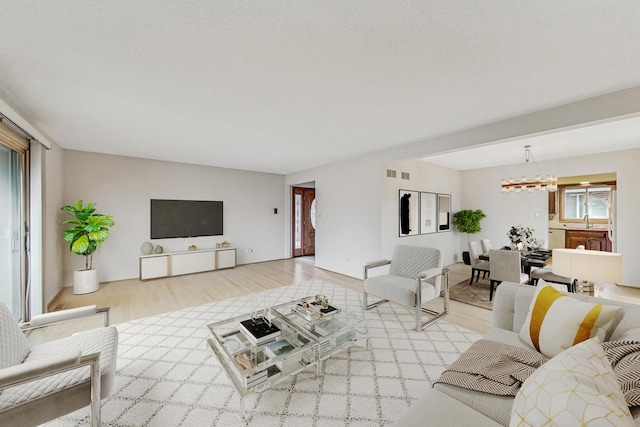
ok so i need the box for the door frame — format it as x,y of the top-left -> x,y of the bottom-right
291,186 -> 316,257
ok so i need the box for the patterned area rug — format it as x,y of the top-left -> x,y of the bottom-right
46,281 -> 480,426
446,277 -> 494,311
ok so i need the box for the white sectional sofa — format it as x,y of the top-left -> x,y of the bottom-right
394,282 -> 640,426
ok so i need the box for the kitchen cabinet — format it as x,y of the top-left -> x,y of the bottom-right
548,191 -> 557,215
565,230 -> 611,252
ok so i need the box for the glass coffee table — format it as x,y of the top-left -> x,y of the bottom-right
207,296 -> 369,399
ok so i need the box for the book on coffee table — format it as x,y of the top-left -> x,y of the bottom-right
265,339 -> 295,358
239,317 -> 281,345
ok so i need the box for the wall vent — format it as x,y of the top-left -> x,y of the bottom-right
386,169 -> 397,178
401,172 -> 410,180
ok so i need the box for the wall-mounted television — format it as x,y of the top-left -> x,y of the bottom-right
150,199 -> 223,239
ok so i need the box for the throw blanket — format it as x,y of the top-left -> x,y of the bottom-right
602,340 -> 640,409
435,339 -> 548,396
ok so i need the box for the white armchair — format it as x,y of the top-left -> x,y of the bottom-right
363,245 -> 448,331
0,302 -> 118,427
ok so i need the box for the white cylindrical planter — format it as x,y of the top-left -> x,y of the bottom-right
73,269 -> 99,295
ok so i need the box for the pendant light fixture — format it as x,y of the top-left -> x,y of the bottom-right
501,145 -> 557,193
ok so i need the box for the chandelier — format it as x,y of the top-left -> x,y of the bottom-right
501,145 -> 557,193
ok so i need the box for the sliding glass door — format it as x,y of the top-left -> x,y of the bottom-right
0,143 -> 25,321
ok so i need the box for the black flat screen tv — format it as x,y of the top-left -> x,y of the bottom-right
151,199 -> 223,239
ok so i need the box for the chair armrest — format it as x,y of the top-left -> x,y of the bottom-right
21,306 -> 111,331
0,351 -> 81,390
363,259 -> 391,279
418,267 -> 444,281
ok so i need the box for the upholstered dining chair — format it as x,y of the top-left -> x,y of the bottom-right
480,238 -> 492,255
488,249 -> 529,301
468,241 -> 490,284
529,264 -> 573,291
363,245 -> 448,331
0,302 -> 118,427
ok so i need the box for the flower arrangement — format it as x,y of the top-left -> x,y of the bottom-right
507,225 -> 537,250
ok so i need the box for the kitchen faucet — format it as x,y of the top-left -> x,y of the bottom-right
584,214 -> 593,228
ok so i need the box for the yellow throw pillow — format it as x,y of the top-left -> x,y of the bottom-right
518,282 -> 621,358
510,338 -> 634,427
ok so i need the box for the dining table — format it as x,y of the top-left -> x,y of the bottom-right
479,248 -> 552,276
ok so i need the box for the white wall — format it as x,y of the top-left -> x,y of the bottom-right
285,89 -> 640,280
381,159 -> 462,264
286,154 -> 383,278
61,151 -> 286,285
458,148 -> 640,287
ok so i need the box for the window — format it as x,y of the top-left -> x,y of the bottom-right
0,123 -> 28,321
559,184 -> 615,223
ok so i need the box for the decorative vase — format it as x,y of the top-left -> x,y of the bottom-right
154,245 -> 164,254
73,268 -> 99,295
141,242 -> 153,255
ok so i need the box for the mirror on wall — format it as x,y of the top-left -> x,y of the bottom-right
399,190 -> 419,236
437,193 -> 451,232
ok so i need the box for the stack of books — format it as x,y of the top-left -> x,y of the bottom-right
242,364 -> 282,388
315,318 -> 356,347
239,317 -> 281,345
294,300 -> 321,321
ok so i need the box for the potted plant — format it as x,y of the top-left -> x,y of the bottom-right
452,209 -> 486,265
62,200 -> 115,294
507,224 -> 537,251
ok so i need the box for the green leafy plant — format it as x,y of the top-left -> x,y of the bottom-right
507,224 -> 537,250
62,200 -> 115,270
452,209 -> 486,242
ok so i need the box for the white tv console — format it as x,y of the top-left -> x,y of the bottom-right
139,247 -> 237,281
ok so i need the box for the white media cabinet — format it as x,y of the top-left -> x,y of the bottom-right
139,247 -> 237,281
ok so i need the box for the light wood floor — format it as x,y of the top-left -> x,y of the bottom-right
46,259 -> 494,336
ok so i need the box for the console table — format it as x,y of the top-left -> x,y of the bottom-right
139,247 -> 236,280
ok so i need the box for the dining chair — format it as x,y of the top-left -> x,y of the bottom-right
468,241 -> 490,284
480,238 -> 492,255
529,264 -> 574,291
488,249 -> 529,301
363,245 -> 449,331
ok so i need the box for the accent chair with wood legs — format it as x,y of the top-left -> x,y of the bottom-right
363,245 -> 448,331
0,303 -> 118,427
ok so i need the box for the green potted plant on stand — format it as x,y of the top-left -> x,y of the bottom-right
452,209 -> 486,265
62,200 -> 115,294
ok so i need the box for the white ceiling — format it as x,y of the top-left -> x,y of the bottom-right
421,115 -> 640,170
0,2 -> 639,174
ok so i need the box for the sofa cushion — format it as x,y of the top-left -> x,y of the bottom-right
518,282 -> 621,358
510,338 -> 634,426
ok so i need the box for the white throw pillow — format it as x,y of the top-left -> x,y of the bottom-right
518,282 -> 621,358
510,338 -> 634,427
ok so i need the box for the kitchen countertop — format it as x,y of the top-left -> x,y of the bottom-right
548,223 -> 609,231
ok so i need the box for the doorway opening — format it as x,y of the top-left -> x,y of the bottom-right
292,185 -> 316,259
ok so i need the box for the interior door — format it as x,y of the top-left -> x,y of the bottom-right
292,187 -> 316,257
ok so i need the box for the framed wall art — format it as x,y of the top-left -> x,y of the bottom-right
398,190 -> 419,236
419,192 -> 437,234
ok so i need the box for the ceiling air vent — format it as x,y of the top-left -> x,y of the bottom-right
386,169 -> 397,178
401,172 -> 410,180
